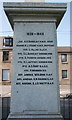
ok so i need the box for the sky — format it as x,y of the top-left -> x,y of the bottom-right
0,0 -> 72,46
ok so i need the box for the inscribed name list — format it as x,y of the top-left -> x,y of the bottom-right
14,23 -> 56,86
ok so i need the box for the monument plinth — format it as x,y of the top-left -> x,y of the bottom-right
4,2 -> 67,120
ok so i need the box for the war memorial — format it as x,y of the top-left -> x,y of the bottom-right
4,1 -> 67,120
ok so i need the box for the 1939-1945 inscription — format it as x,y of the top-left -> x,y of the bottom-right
15,30 -> 54,85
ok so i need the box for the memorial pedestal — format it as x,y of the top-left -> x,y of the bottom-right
4,2 -> 67,120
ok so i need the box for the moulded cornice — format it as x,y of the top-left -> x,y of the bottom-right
3,2 -> 67,29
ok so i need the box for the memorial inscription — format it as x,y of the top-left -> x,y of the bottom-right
15,23 -> 54,86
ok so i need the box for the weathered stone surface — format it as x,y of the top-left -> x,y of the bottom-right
4,2 -> 67,120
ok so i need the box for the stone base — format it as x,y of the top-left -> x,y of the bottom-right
7,113 -> 63,120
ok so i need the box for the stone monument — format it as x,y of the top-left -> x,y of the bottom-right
4,2 -> 67,120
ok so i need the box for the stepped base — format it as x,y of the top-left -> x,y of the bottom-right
7,113 -> 63,120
